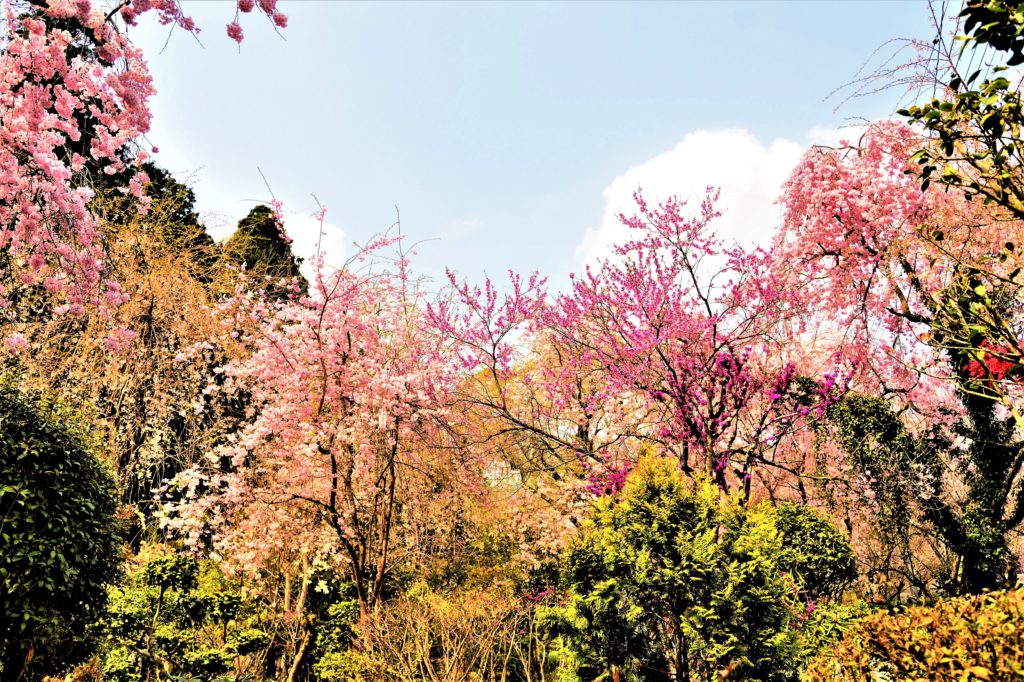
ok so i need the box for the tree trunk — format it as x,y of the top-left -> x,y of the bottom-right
285,629 -> 311,682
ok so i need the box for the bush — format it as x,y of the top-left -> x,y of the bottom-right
803,588 -> 1024,681
0,388 -> 121,680
182,648 -> 231,677
343,581 -> 538,682
776,502 -> 857,600
794,599 -> 875,669
101,549 -> 265,682
542,456 -> 810,682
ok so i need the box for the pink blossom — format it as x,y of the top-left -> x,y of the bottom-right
4,333 -> 29,353
0,0 -> 286,329
226,21 -> 244,43
103,328 -> 137,354
164,240 -> 460,602
774,119 -> 1008,425
433,187 -> 846,497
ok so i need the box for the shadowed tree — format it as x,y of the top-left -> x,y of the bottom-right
219,206 -> 307,298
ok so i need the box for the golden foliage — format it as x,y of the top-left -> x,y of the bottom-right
803,588 -> 1024,681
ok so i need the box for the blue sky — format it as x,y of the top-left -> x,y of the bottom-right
131,1 -> 938,291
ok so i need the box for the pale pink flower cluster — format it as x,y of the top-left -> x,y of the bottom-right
4,333 -> 29,353
0,1 -> 155,319
0,0 -> 287,351
775,120 -> 1021,424
103,326 -> 138,354
165,245 -> 460,580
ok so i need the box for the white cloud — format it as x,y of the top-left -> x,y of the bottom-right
577,129 -> 808,265
282,212 -> 347,282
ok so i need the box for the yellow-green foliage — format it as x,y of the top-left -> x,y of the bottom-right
803,588 -> 1024,681
544,456 -> 809,682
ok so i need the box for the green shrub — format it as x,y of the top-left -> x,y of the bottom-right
542,456 -> 812,682
314,651 -> 367,682
227,628 -> 269,657
101,549 -> 263,681
794,599 -> 875,668
776,502 -> 857,600
803,588 -> 1024,681
182,648 -> 231,677
0,388 -> 121,679
142,555 -> 198,594
102,647 -> 141,682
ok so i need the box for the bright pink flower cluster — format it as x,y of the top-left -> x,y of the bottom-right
545,189 -> 847,486
433,187 -> 848,494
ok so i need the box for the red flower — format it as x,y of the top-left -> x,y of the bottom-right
966,340 -> 1018,383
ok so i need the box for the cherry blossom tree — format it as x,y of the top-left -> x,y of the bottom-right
546,189 -> 848,497
163,241 -> 465,622
777,119 -> 1024,593
0,0 -> 285,334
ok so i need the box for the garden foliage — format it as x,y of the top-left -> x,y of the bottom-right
3,0 -> 1024,680
0,388 -> 120,679
804,589 -> 1024,682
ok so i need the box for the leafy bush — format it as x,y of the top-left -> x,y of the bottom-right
182,648 -> 232,677
776,502 -> 858,600
228,628 -> 270,657
803,588 -> 1024,681
0,388 -> 121,680
541,456 -> 824,682
794,599 -> 875,668
102,549 -> 266,682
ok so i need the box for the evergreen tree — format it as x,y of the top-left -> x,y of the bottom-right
219,206 -> 307,298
